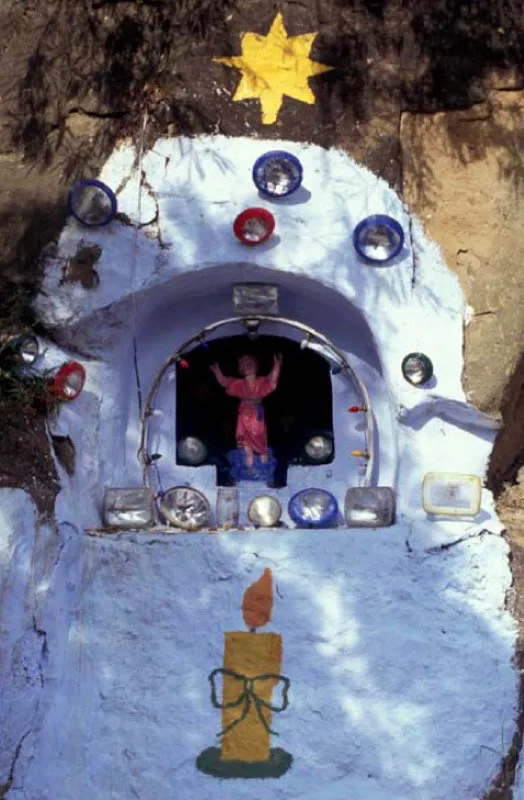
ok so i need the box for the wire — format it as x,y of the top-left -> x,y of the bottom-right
130,110 -> 149,421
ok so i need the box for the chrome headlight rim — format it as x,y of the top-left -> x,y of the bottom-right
303,433 -> 334,464
247,494 -> 283,528
177,436 -> 208,466
401,352 -> 434,386
158,485 -> 211,531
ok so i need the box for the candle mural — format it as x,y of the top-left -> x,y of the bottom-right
196,568 -> 292,778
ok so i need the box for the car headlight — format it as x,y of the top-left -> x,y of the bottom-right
9,334 -> 40,365
353,214 -> 404,263
177,436 -> 208,466
159,486 -> 211,531
252,151 -> 303,198
344,487 -> 395,527
304,434 -> 333,464
288,488 -> 338,528
50,361 -> 86,401
233,208 -> 275,245
247,495 -> 282,528
68,179 -> 117,227
422,473 -> 481,517
216,487 -> 240,528
103,487 -> 155,528
401,353 -> 433,386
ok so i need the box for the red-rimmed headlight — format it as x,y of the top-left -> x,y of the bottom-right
233,208 -> 275,246
50,361 -> 86,401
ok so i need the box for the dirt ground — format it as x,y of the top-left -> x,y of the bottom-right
0,0 -> 524,794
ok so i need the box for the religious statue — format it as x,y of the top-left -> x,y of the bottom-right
210,354 -> 282,468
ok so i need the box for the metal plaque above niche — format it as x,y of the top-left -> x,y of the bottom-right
232,283 -> 279,315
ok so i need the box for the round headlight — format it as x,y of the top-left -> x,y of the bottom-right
247,495 -> 282,528
353,215 -> 404,263
50,361 -> 86,401
233,208 -> 275,245
177,436 -> 208,466
288,488 -> 339,528
159,486 -> 210,531
252,151 -> 303,198
68,179 -> 117,227
401,352 -> 433,386
10,334 -> 40,365
304,435 -> 333,464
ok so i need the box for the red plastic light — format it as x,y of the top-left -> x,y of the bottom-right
233,208 -> 275,246
50,361 -> 86,401
178,358 -> 189,369
348,405 -> 365,413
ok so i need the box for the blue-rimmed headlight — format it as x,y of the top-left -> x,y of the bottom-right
68,179 -> 117,227
252,151 -> 303,198
353,215 -> 404,263
288,488 -> 338,528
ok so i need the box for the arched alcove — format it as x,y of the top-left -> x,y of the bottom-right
79,261 -> 401,522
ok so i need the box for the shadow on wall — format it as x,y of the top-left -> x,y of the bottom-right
488,348 -> 524,494
41,529 -> 517,800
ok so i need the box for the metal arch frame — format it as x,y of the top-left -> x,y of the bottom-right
138,315 -> 375,489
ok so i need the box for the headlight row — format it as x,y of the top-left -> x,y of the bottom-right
103,473 -> 483,532
102,485 -> 396,531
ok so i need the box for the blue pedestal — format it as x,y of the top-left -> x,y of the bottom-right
227,448 -> 276,483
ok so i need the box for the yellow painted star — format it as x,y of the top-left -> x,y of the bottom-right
214,13 -> 333,125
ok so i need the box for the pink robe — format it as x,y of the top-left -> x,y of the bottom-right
225,375 -> 277,456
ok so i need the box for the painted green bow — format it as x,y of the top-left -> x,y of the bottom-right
208,667 -> 290,738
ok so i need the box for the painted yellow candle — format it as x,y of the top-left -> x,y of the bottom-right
220,567 -> 280,763
221,631 -> 282,762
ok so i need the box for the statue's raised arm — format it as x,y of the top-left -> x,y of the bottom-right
210,362 -> 230,388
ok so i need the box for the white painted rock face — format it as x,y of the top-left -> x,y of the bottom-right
1,136 -> 517,799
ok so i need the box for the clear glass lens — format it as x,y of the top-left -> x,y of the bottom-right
232,283 -> 279,315
248,495 -> 282,527
216,487 -> 240,528
344,487 -> 395,528
422,473 -> 481,516
258,158 -> 296,195
298,490 -> 332,521
63,371 -> 83,397
360,224 -> 399,261
160,487 -> 210,530
18,336 -> 39,365
103,488 -> 154,528
428,481 -> 471,510
404,357 -> 426,384
177,436 -> 207,466
242,217 -> 269,242
72,185 -> 113,225
305,435 -> 333,462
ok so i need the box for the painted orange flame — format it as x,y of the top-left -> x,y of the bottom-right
242,568 -> 273,630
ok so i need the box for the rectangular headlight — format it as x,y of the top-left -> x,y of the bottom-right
232,283 -> 279,315
103,487 -> 155,529
344,487 -> 395,528
422,473 -> 481,517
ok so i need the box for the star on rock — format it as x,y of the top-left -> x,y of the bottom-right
213,13 -> 333,125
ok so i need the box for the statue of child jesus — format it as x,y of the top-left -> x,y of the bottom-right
210,353 -> 282,468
